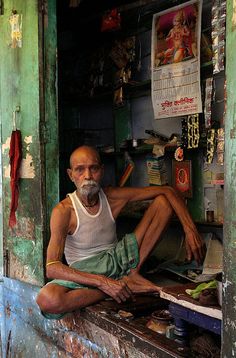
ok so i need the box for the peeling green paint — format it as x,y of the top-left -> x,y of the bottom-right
43,0 -> 59,243
0,0 -> 45,286
10,237 -> 44,283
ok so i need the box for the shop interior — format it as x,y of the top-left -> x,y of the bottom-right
56,0 -> 224,356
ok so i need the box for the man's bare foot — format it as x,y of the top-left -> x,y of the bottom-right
122,273 -> 161,294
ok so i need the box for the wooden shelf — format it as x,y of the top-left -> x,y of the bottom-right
100,144 -> 183,156
100,144 -> 153,157
60,60 -> 217,105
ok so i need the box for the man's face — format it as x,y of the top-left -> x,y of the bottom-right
67,149 -> 103,196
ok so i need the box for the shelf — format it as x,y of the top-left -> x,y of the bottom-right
100,144 -> 153,157
60,59 -> 217,105
101,143 -> 183,155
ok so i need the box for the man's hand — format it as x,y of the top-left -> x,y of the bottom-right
185,229 -> 206,266
98,276 -> 134,303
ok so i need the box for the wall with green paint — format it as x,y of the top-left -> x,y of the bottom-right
0,0 -> 58,287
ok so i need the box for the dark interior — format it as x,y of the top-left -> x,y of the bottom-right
57,0 -> 214,199
56,1 -> 221,355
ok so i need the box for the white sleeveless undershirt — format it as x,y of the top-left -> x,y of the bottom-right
64,189 -> 117,265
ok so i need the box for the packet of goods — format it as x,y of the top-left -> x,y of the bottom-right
185,280 -> 217,300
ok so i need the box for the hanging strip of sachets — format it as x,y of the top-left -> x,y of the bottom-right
181,114 -> 200,149
212,0 -> 226,74
204,78 -> 213,128
216,128 -> 224,165
206,129 -> 216,164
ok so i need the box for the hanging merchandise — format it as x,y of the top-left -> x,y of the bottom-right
211,0 -> 226,74
181,114 -> 200,149
114,86 -> 124,106
101,9 -> 121,32
204,78 -> 213,129
216,128 -> 224,165
110,37 -> 136,105
187,114 -> 200,149
113,67 -> 129,106
110,37 -> 136,69
206,129 -> 215,164
9,126 -> 22,228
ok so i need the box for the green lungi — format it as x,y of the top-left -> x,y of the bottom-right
42,233 -> 139,319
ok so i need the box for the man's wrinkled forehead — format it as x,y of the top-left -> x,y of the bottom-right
70,147 -> 101,168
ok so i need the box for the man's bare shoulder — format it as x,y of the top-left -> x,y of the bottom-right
50,196 -> 76,235
52,196 -> 73,217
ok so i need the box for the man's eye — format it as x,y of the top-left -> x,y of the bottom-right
77,167 -> 85,173
90,165 -> 100,173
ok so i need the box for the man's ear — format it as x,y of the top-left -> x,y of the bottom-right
67,168 -> 73,182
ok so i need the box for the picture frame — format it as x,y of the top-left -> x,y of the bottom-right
172,160 -> 192,198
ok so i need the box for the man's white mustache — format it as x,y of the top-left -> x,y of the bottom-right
81,180 -> 98,187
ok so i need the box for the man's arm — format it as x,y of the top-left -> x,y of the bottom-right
46,202 -> 133,303
105,186 -> 206,264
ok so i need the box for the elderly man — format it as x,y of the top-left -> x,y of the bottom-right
36,145 -> 205,319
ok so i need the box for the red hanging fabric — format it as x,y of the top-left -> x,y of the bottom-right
101,9 -> 121,32
8,129 -> 22,228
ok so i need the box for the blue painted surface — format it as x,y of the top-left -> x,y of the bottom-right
169,302 -> 221,335
0,278 -> 111,358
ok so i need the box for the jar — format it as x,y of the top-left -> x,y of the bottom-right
146,309 -> 173,335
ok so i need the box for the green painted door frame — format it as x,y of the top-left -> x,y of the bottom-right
41,0 -> 59,267
0,0 -> 58,286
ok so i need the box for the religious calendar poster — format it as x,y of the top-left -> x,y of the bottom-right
151,0 -> 202,119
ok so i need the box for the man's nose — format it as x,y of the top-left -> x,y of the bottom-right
84,167 -> 92,179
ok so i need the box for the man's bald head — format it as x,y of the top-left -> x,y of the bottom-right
69,146 -> 101,169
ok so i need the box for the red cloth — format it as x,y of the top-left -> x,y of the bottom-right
9,130 -> 22,228
101,9 -> 121,32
